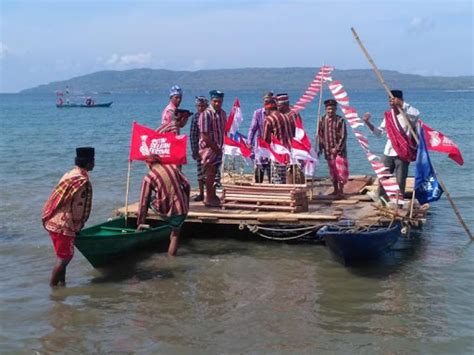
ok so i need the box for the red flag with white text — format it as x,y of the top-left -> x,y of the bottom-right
420,120 -> 464,166
129,122 -> 187,164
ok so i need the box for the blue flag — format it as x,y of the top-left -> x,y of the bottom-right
414,125 -> 443,204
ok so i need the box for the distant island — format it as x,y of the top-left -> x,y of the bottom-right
21,68 -> 474,94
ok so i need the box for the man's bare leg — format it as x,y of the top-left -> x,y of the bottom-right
168,229 -> 180,256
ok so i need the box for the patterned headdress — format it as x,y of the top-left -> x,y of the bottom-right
195,96 -> 209,105
209,90 -> 224,99
169,85 -> 183,98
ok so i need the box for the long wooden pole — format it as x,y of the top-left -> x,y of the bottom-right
351,27 -> 473,240
124,160 -> 132,226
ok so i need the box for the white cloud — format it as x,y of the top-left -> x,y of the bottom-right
0,42 -> 10,59
104,52 -> 152,66
406,16 -> 435,33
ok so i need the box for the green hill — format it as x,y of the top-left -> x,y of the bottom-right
21,68 -> 474,94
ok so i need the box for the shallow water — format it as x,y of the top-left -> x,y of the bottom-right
0,90 -> 473,353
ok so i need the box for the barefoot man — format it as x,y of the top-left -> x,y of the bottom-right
199,90 -> 226,207
317,99 -> 348,198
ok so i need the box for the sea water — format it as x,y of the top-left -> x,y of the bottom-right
0,90 -> 473,353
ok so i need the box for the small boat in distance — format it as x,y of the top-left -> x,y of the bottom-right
56,89 -> 113,108
56,101 -> 113,108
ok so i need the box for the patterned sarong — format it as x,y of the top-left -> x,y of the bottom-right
327,155 -> 349,184
42,175 -> 91,227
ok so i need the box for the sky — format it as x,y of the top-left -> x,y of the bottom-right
0,0 -> 472,93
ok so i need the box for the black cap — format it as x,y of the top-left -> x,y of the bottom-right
76,147 -> 95,160
324,99 -> 337,107
390,90 -> 403,99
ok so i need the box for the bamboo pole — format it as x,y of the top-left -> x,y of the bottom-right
351,27 -> 473,240
124,160 -> 132,226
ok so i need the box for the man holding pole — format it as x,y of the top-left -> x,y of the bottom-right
363,90 -> 419,197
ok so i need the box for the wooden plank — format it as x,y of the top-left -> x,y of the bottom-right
222,203 -> 303,213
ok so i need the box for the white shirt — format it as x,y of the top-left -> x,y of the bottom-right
372,102 -> 420,156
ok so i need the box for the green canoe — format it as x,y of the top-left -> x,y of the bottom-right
76,217 -> 173,268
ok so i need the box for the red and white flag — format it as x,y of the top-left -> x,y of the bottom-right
294,116 -> 312,150
257,138 -> 287,165
291,138 -> 317,162
225,97 -> 243,135
420,120 -> 464,166
129,122 -> 187,164
223,135 -> 252,158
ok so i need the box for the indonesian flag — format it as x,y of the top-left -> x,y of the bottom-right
271,136 -> 291,156
225,97 -> 243,136
291,138 -> 317,162
294,116 -> 312,150
223,135 -> 252,158
129,122 -> 187,164
257,138 -> 287,165
420,120 -> 464,166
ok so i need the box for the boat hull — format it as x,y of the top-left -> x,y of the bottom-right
318,223 -> 401,265
76,218 -> 172,268
56,102 -> 113,108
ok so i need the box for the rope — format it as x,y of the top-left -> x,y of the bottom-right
245,224 -> 321,241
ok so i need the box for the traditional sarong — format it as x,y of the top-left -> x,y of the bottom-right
317,114 -> 347,160
161,102 -> 177,125
263,111 -> 296,149
384,109 -> 417,162
327,155 -> 349,184
198,106 -> 226,168
156,120 -> 179,134
137,164 -> 190,226
42,167 -> 92,237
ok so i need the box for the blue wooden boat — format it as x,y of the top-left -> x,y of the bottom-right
76,217 -> 172,268
56,101 -> 113,108
317,223 -> 402,265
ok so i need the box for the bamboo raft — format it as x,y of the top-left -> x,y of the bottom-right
113,175 -> 429,240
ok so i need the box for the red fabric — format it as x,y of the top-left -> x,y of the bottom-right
420,120 -> 464,165
384,110 -> 417,162
129,122 -> 187,164
327,155 -> 349,184
225,97 -> 241,134
49,231 -> 75,260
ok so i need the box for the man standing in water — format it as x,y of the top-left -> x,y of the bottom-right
161,85 -> 183,125
136,154 -> 190,256
199,90 -> 226,207
317,99 -> 348,198
42,147 -> 94,287
363,90 -> 419,198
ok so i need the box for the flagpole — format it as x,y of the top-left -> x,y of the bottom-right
124,160 -> 132,227
313,62 -> 325,198
351,27 -> 473,240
